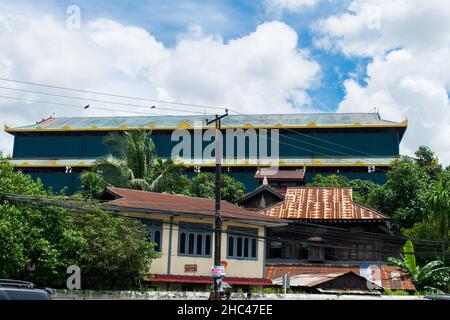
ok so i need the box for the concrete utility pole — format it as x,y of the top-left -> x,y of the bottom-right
206,110 -> 228,300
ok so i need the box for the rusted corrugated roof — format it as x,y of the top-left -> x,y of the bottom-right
258,187 -> 389,221
266,264 -> 415,291
271,271 -> 382,290
145,274 -> 272,286
272,271 -> 348,287
104,187 -> 286,226
254,169 -> 305,181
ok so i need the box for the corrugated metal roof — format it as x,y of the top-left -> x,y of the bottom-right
238,184 -> 285,204
10,156 -> 399,168
146,274 -> 272,286
271,271 -> 382,290
254,169 -> 305,181
105,187 -> 286,226
265,264 -> 415,291
258,187 -> 389,221
6,113 -> 407,132
272,271 -> 349,287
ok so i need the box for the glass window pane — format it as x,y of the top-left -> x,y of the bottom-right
154,230 -> 161,252
237,237 -> 243,257
251,239 -> 257,258
180,232 -> 186,254
228,236 -> 234,257
188,233 -> 195,255
244,238 -> 249,257
205,235 -> 211,255
196,234 -> 203,255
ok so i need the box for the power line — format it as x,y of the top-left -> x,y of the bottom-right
0,85 -> 210,115
3,192 -> 444,257
0,94 -> 170,116
0,76 -> 400,160
228,110 -> 394,159
0,77 -> 226,111
0,77 -> 398,173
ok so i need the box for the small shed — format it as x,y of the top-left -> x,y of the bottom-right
272,271 -> 382,293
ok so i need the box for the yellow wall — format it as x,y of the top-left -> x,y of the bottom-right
119,212 -> 266,279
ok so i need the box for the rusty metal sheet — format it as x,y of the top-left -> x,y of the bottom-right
266,264 -> 415,291
105,187 -> 286,225
259,187 -> 389,221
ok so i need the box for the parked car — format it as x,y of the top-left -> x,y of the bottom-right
0,279 -> 54,300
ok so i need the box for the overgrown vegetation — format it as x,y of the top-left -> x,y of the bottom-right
0,159 -> 160,289
80,130 -> 245,203
388,241 -> 450,293
309,146 -> 450,262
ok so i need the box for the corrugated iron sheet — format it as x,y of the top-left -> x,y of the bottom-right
272,271 -> 349,287
258,187 -> 389,221
7,113 -> 405,132
146,274 -> 272,286
265,264 -> 415,291
105,187 -> 286,226
255,169 -> 305,181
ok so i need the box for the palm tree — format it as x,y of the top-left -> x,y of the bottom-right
82,131 -> 184,194
426,181 -> 450,258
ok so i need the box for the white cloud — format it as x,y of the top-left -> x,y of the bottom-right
0,10 -> 320,156
314,0 -> 450,164
265,0 -> 319,16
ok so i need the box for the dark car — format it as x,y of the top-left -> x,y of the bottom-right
0,279 -> 54,300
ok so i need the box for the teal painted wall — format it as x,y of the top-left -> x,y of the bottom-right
25,170 -> 386,195
14,128 -> 398,195
30,172 -> 81,195
13,128 -> 400,159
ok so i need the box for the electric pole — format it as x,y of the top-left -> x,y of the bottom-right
206,109 -> 228,300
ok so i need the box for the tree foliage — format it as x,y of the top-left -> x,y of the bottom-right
83,131 -> 185,195
175,172 -> 245,204
307,174 -> 379,206
0,159 -> 159,289
388,241 -> 450,293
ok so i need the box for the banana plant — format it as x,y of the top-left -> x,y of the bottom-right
388,240 -> 450,293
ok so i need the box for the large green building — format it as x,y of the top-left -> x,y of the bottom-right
5,113 -> 407,194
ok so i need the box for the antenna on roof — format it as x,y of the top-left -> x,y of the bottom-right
373,106 -> 380,118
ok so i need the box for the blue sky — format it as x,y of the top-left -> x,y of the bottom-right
1,0 -> 449,163
8,0 -> 363,112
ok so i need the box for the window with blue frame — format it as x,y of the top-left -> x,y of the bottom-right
227,227 -> 258,260
142,220 -> 163,252
178,222 -> 212,257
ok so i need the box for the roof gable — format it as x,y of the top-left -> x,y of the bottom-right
238,184 -> 285,204
258,187 -> 389,221
104,187 -> 286,226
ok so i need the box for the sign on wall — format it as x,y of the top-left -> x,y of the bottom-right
184,264 -> 198,273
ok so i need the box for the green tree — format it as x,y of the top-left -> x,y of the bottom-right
367,157 -> 429,229
79,171 -> 107,199
83,131 -> 185,194
0,159 -> 160,289
178,172 -> 245,204
307,174 -> 350,188
426,181 -> 450,259
402,217 -> 449,264
307,174 -> 378,206
415,146 -> 442,181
